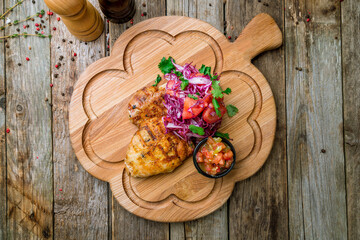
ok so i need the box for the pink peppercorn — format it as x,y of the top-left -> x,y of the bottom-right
23,25 -> 26,29
36,27 -> 40,31
74,53 -> 77,56
55,64 -> 59,68
50,83 -> 53,87
228,36 -> 231,39
39,14 -> 42,18
41,31 -> 44,34
35,23 -> 39,27
53,27 -> 56,30
57,17 -> 60,21
26,57 -> 30,61
306,18 -> 310,22
6,128 -> 10,133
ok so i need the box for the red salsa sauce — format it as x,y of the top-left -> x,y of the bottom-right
196,137 -> 234,176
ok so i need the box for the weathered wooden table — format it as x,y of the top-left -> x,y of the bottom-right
0,0 -> 358,239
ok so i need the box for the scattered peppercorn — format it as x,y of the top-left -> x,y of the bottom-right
54,73 -> 58,78
306,18 -> 310,22
53,27 -> 56,30
29,46 -> 31,50
43,25 -> 46,28
59,55 -> 64,61
141,13 -> 144,16
26,24 -> 29,28
71,57 -> 75,61
16,28 -> 20,32
263,2 -> 269,6
321,149 -> 326,153
298,67 -> 302,71
62,39 -> 66,42
6,128 -> 10,133
107,19 -> 109,23
69,41 -> 73,44
5,45 -> 9,48
143,12 -> 147,16
142,3 -> 146,7
85,42 -> 87,45
36,27 -> 40,31
41,20 -> 44,23
61,93 -> 65,96
23,25 -> 26,29
35,23 -> 39,27
57,17 -> 60,21
39,14 -> 42,18
228,36 -> 231,39
35,31 -> 38,34
45,97 -> 48,101
32,0 -> 35,3
50,83 -> 53,87
47,11 -> 50,15
41,31 -> 44,34
209,3 -> 212,6
59,188 -> 62,191
55,64 -> 59,68
26,57 -> 30,61
74,53 -> 77,56
18,63 -> 21,66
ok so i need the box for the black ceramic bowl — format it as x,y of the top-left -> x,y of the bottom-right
193,137 -> 236,178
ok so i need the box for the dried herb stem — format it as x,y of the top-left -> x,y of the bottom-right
0,32 -> 52,39
0,0 -> 24,19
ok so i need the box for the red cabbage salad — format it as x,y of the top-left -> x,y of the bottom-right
153,57 -> 239,142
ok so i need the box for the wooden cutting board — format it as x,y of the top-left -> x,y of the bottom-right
69,14 -> 282,222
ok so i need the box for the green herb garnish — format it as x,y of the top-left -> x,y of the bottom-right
214,132 -> 230,139
211,80 -> 224,98
152,74 -> 161,87
158,56 -> 175,74
226,104 -> 239,117
212,98 -> 222,117
189,125 -> 205,135
180,79 -> 189,90
223,88 -> 231,95
188,94 -> 198,100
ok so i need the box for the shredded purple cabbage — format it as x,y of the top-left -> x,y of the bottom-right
163,62 -> 221,141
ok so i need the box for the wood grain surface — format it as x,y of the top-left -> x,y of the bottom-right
225,1 -> 288,239
51,0 -> 109,239
0,0 -> 358,239
286,0 -> 347,239
5,0 -> 53,238
342,0 -> 360,239
0,1 -> 6,239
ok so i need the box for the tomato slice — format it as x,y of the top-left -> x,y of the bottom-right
166,80 -> 176,95
203,99 -> 227,123
182,97 -> 204,119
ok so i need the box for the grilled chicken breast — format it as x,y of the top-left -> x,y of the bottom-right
125,117 -> 193,177
128,86 -> 166,127
125,85 -> 193,177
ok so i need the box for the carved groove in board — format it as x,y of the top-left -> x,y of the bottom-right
122,30 -> 224,75
220,70 -> 263,167
122,168 -> 223,210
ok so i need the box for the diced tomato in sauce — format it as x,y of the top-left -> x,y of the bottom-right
196,137 -> 234,176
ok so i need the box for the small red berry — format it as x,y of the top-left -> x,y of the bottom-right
59,188 -> 62,191
228,36 -> 231,39
39,14 -> 42,18
50,83 -> 53,87
141,13 -> 144,16
35,23 -> 39,27
26,57 -> 30,61
53,27 -> 56,30
36,27 -> 40,31
6,128 -> 10,133
57,17 -> 60,21
50,12 -> 53,15
41,31 -> 44,34
74,53 -> 77,56
55,64 -> 59,68
306,18 -> 310,22
47,11 -> 50,15
23,25 -> 26,29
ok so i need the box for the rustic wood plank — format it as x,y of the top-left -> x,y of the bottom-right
167,1 -> 227,239
4,0 -> 53,238
286,0 -> 347,239
225,1 -> 288,239
51,0 -> 109,239
109,1 -> 169,239
0,0 -> 6,238
342,0 -> 360,239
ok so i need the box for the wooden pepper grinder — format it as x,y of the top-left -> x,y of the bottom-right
98,0 -> 136,23
44,0 -> 104,42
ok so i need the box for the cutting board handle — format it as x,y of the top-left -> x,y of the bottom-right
234,13 -> 282,61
